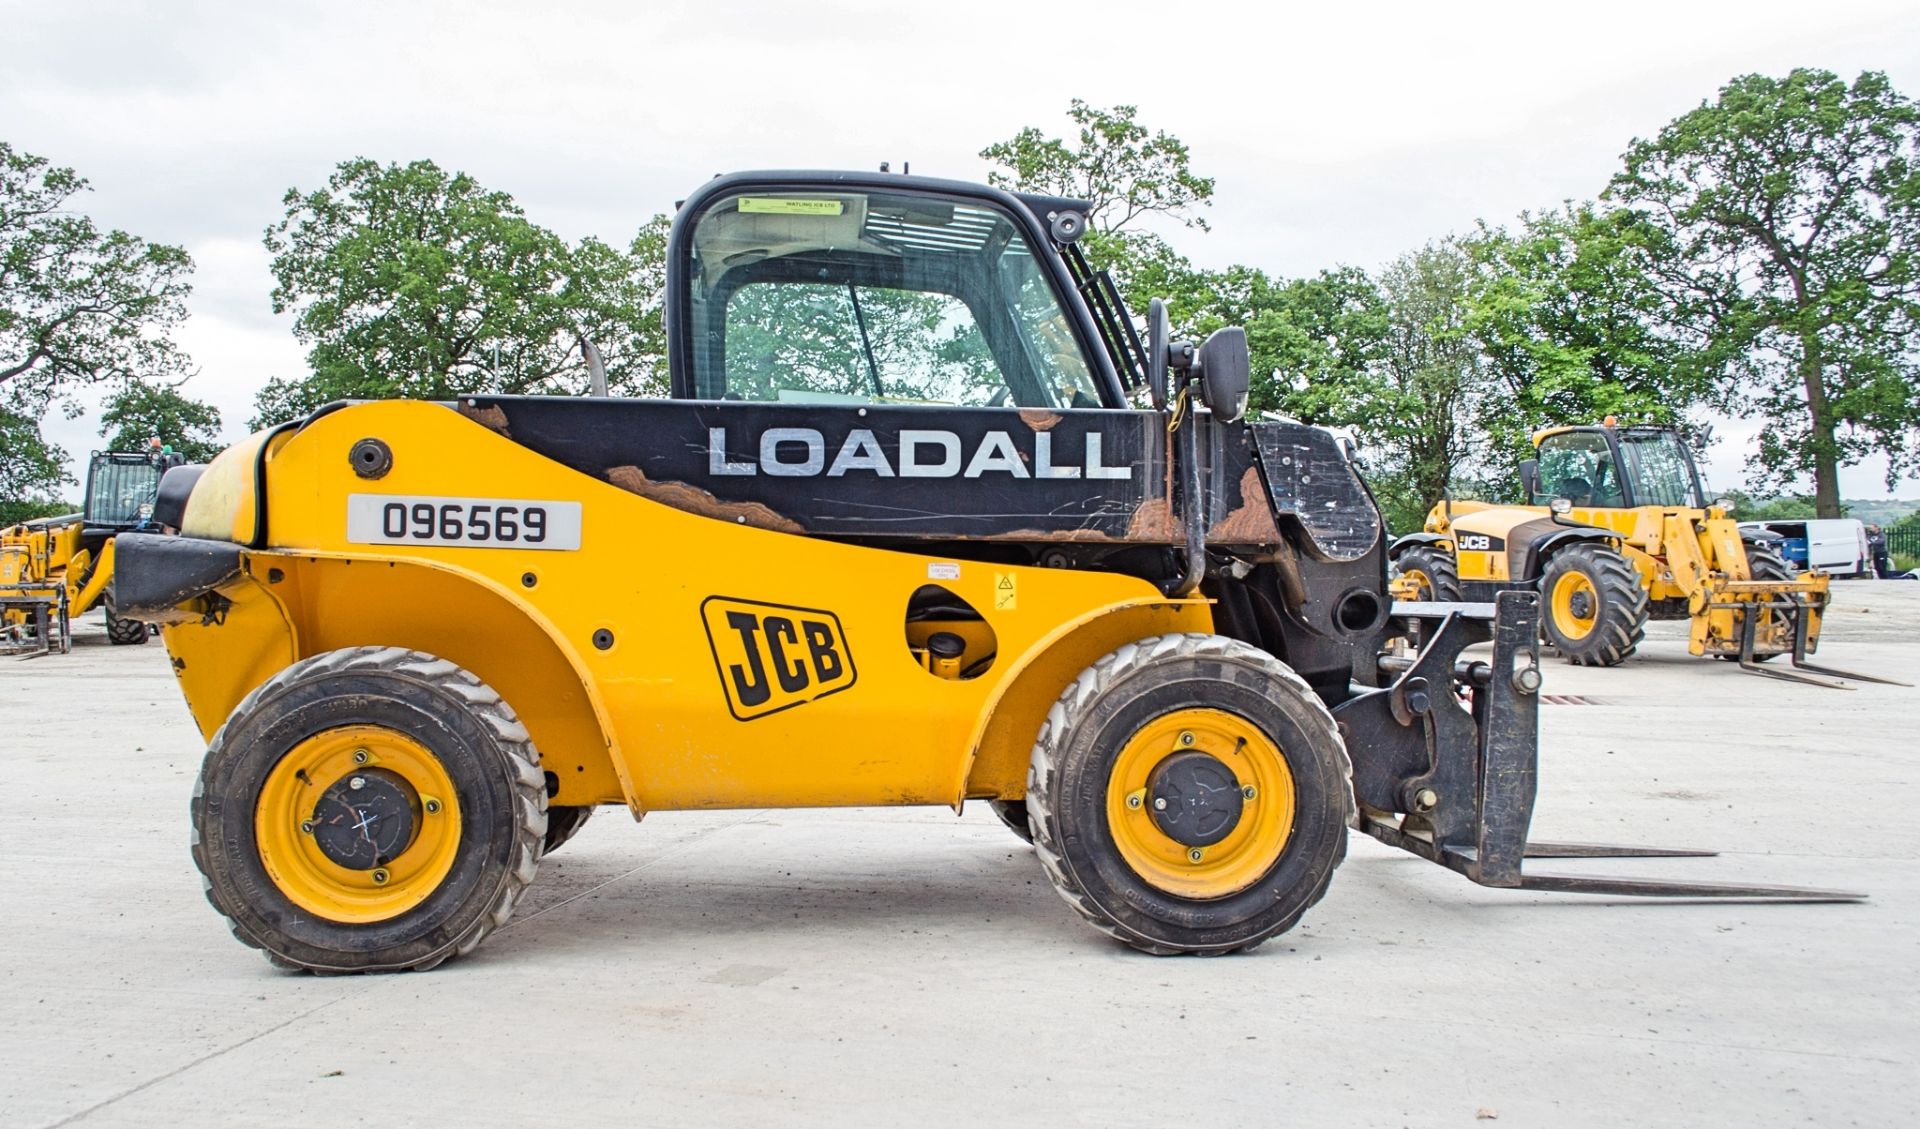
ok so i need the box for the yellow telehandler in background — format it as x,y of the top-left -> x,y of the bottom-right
1389,421 -> 1903,689
1,443 -> 183,655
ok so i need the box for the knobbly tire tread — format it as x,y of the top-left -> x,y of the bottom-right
1392,546 -> 1463,601
190,646 -> 546,973
105,604 -> 150,645
542,805 -> 595,855
988,799 -> 1035,844
1025,633 -> 1355,956
1542,544 -> 1648,667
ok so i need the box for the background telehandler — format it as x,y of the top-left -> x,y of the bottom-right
1,442 -> 180,655
116,171 -> 1855,973
1390,422 -> 1903,689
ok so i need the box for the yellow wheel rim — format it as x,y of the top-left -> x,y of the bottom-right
1401,567 -> 1434,600
254,725 -> 462,924
1550,570 -> 1599,640
1106,708 -> 1296,900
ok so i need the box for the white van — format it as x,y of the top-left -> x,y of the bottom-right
1738,518 -> 1872,577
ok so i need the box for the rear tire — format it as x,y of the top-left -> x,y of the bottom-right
105,602 -> 150,646
1026,633 -> 1353,956
1391,546 -> 1462,602
1540,544 -> 1647,667
191,646 -> 546,973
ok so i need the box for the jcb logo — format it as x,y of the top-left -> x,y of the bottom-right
1459,534 -> 1495,551
701,597 -> 857,720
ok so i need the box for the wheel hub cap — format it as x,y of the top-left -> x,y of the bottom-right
1146,751 -> 1244,847
311,768 -> 418,869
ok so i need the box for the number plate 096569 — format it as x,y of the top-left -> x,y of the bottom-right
346,494 -> 583,550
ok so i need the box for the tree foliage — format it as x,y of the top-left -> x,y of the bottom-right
0,405 -> 71,524
256,159 -> 667,426
982,101 -> 1217,327
0,142 -> 195,415
1609,68 -> 1920,516
99,381 -> 223,461
981,100 -> 1214,234
2,141 -> 195,518
1461,204 -> 1704,482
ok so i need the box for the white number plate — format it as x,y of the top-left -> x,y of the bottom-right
347,494 -> 582,550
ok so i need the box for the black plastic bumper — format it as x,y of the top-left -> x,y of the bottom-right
112,533 -> 243,622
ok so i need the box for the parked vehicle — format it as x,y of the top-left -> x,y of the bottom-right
1737,519 -> 1871,577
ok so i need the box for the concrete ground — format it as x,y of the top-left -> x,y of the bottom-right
2,584 -> 1915,1129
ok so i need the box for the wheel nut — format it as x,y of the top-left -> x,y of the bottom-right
1187,848 -> 1205,863
1153,796 -> 1168,811
352,749 -> 369,765
349,776 -> 366,791
1242,785 -> 1257,800
1180,731 -> 1195,746
299,820 -> 314,835
371,868 -> 389,885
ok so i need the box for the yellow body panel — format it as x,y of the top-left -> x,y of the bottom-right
159,401 -> 1214,815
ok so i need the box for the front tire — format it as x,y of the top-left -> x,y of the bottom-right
988,799 -> 1034,844
191,647 -> 546,973
1541,544 -> 1648,666
1392,546 -> 1462,602
1719,544 -> 1795,663
542,805 -> 594,854
1026,634 -> 1353,956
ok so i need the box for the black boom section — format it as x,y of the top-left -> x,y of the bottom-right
467,396 -> 1233,544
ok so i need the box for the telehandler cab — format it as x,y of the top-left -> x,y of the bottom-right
117,171 -> 1858,973
1,443 -> 182,655
1389,422 -> 1905,690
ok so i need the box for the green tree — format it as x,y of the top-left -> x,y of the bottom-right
1211,247 -> 1479,532
980,100 -> 1214,234
1462,204 -> 1705,485
1609,69 -> 1920,517
981,101 -> 1217,325
256,159 -> 667,426
0,405 -> 71,525
2,141 -> 193,517
99,381 -> 223,461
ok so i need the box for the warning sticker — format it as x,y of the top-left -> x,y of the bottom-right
994,572 -> 1017,611
738,197 -> 845,216
927,562 -> 961,580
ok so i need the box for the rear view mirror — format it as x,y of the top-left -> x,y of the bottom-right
1519,459 -> 1540,499
1194,328 -> 1250,423
1145,298 -> 1171,412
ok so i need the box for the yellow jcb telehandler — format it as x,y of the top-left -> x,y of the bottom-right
1,443 -> 182,655
115,172 -> 1857,973
1389,422 -> 1903,689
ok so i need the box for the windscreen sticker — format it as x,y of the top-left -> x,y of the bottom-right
738,197 -> 845,217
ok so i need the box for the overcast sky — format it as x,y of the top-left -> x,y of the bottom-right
8,0 -> 1920,497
